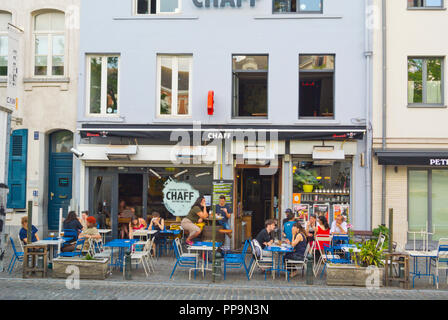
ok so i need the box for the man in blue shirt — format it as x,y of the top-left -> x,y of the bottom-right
283,209 -> 296,243
19,216 -> 39,244
215,195 -> 232,230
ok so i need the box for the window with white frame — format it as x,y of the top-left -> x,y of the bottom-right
157,55 -> 192,117
33,11 -> 65,76
408,57 -> 444,106
135,0 -> 181,14
86,55 -> 120,116
0,11 -> 12,77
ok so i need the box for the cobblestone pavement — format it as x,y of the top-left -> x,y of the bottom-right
2,242 -> 448,300
1,277 -> 448,300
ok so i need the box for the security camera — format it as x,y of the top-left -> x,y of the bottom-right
70,148 -> 84,158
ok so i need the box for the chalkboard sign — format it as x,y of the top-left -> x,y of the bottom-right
212,180 -> 233,209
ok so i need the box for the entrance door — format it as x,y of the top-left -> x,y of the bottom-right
236,165 -> 281,239
48,131 -> 73,230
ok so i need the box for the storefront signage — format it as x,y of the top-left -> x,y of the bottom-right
429,159 -> 448,166
206,132 -> 232,140
6,24 -> 22,111
192,0 -> 257,8
163,178 -> 200,217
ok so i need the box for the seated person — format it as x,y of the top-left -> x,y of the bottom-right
148,212 -> 165,256
63,211 -> 83,242
316,216 -> 331,254
19,217 -> 39,244
255,219 -> 276,257
284,222 -> 308,277
181,196 -> 209,246
282,209 -> 296,242
215,195 -> 232,230
118,206 -> 134,239
78,216 -> 102,253
80,210 -> 89,230
330,215 -> 348,235
129,215 -> 147,239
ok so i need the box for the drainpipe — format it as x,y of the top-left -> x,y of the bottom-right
381,0 -> 387,225
365,0 -> 373,231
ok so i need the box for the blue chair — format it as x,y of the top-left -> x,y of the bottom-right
7,237 -> 24,274
59,238 -> 86,257
170,238 -> 197,279
61,229 -> 78,247
430,238 -> 448,289
223,240 -> 250,280
320,243 -> 352,278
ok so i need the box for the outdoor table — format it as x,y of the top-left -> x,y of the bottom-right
339,244 -> 359,261
264,244 -> 293,280
104,239 -> 138,271
407,250 -> 438,288
132,229 -> 157,240
34,238 -> 65,263
157,229 -> 181,256
98,229 -> 112,243
187,241 -> 222,278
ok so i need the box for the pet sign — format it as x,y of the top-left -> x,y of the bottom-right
163,178 -> 200,217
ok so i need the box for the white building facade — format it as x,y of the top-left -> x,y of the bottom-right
0,0 -> 80,237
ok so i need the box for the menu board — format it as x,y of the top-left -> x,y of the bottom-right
212,180 -> 233,209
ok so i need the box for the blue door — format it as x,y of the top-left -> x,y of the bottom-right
7,129 -> 28,209
48,131 -> 73,230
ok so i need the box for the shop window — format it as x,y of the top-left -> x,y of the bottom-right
292,160 -> 351,223
0,11 -> 12,77
86,55 -> 120,116
33,11 -> 65,76
408,57 -> 443,106
408,0 -> 444,8
409,169 -> 448,241
299,55 -> 335,118
136,0 -> 180,14
147,167 -> 213,220
232,55 -> 268,118
273,0 -> 322,13
157,55 -> 192,117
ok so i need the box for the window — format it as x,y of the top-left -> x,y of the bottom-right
299,55 -> 335,118
409,169 -> 448,241
408,57 -> 443,106
7,129 -> 28,209
157,55 -> 192,117
33,11 -> 65,76
86,55 -> 120,116
232,55 -> 268,118
136,0 -> 180,14
408,0 -> 444,8
273,0 -> 322,13
0,11 -> 12,77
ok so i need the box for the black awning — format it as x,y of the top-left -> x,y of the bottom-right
78,124 -> 366,141
375,149 -> 448,166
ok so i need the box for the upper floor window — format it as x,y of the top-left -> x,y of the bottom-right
408,0 -> 444,8
0,11 -> 12,77
299,55 -> 335,118
86,55 -> 120,116
232,55 -> 268,118
33,11 -> 65,77
157,55 -> 192,117
136,0 -> 181,14
408,57 -> 444,106
273,0 -> 322,13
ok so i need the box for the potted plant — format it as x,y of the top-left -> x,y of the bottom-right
326,240 -> 385,287
293,168 -> 320,193
53,253 -> 110,280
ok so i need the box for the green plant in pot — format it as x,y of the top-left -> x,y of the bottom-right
355,240 -> 385,268
294,168 -> 320,193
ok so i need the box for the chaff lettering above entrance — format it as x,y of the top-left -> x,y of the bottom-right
192,0 -> 257,8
